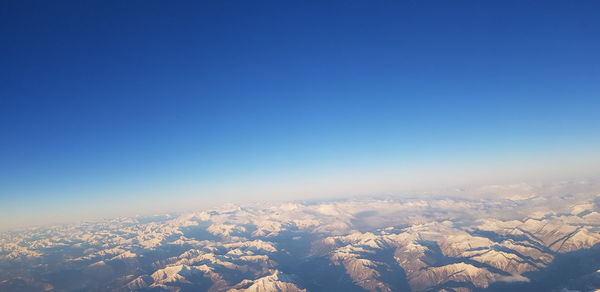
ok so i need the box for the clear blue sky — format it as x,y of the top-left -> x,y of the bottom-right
1,0 -> 599,228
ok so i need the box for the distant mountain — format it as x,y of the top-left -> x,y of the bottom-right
1,180 -> 600,291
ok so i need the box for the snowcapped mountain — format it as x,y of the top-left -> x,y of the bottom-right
229,270 -> 305,292
1,180 -> 600,291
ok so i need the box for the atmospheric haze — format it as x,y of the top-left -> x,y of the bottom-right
1,0 -> 600,291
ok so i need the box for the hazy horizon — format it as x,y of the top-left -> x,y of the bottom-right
2,1 -> 600,232
2,2 -> 600,291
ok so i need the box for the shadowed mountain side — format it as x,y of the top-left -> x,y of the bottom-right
484,244 -> 600,292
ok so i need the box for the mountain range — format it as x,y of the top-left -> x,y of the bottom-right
1,180 -> 600,292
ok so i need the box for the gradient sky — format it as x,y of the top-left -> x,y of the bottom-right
1,0 -> 600,229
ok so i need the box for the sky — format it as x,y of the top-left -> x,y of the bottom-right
1,0 -> 600,229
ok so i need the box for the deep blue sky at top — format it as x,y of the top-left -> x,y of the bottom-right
1,0 -> 599,212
